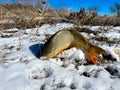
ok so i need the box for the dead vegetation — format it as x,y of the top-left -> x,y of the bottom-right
0,3 -> 120,30
0,3 -> 69,30
67,10 -> 120,26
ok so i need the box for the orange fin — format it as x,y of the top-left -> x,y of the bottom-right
89,55 -> 98,64
87,44 -> 105,64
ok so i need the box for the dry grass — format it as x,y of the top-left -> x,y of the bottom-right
0,3 -> 120,30
67,11 -> 120,26
0,3 -> 66,30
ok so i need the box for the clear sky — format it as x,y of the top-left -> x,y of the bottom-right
0,0 -> 120,15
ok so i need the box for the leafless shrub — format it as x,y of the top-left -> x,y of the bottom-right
87,6 -> 99,15
58,8 -> 70,18
110,3 -> 120,17
1,2 -> 120,30
0,3 -> 64,30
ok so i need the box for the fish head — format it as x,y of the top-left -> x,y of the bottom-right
86,44 -> 105,64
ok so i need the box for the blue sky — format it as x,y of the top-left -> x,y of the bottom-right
47,0 -> 120,15
0,0 -> 120,15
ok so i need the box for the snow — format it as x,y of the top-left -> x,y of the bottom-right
89,26 -> 101,31
104,47 -> 120,61
0,23 -> 120,90
0,19 -> 14,24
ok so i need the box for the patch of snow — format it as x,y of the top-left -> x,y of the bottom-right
104,47 -> 120,62
112,26 -> 120,31
0,23 -> 120,90
69,49 -> 85,61
105,30 -> 120,39
112,79 -> 120,90
0,19 -> 14,24
89,26 -> 101,31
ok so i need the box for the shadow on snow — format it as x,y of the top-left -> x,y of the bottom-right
29,43 -> 44,58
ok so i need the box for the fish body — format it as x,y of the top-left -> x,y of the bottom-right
41,28 -> 105,64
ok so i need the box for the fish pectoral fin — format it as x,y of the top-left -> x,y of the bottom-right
89,54 -> 98,64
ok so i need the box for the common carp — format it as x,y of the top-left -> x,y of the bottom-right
41,28 -> 105,64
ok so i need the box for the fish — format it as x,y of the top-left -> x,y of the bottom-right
41,28 -> 105,64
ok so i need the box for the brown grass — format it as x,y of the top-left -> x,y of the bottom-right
0,3 -> 120,30
67,11 -> 120,26
0,3 -> 69,30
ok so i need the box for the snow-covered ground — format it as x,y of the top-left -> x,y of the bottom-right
0,19 -> 14,24
0,23 -> 120,90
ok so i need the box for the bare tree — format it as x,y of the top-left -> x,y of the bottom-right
88,6 -> 99,15
110,3 -> 120,17
79,8 -> 86,15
